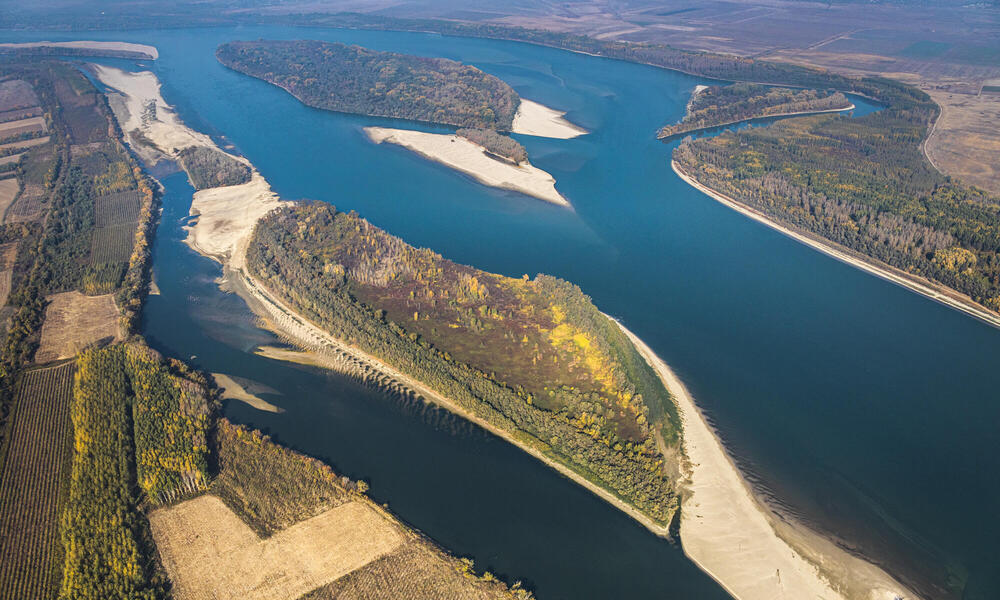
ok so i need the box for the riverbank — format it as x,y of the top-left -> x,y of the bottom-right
511,99 -> 587,139
0,40 -> 158,59
672,160 -> 1000,329
657,103 -> 855,140
617,323 -> 915,600
364,127 -> 570,207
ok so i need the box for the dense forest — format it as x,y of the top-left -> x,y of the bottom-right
217,40 -> 520,131
674,105 -> 1000,311
177,146 -> 251,190
456,128 -> 528,164
247,203 -> 680,524
658,83 -> 851,138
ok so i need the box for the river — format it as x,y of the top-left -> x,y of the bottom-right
2,24 -> 997,599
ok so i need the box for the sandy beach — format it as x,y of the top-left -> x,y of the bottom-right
0,40 -> 158,60
365,127 -> 570,207
511,99 -> 587,139
212,373 -> 282,413
673,160 -> 1000,329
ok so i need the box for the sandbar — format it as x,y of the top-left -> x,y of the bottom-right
511,99 -> 587,139
365,127 -> 570,207
0,40 -> 158,60
212,373 -> 282,413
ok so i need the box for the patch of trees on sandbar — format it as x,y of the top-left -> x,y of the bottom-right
658,83 -> 852,138
216,40 -> 520,131
247,202 -> 681,524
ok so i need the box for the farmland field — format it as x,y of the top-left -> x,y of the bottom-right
0,178 -> 18,222
4,187 -> 44,223
0,135 -> 50,153
0,116 -> 46,138
0,362 -> 75,600
0,270 -> 11,306
95,189 -> 141,227
0,80 -> 38,112
0,107 -> 42,124
90,222 -> 137,263
35,291 -> 120,363
0,153 -> 23,167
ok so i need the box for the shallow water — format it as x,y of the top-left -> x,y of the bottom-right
4,25 -> 999,599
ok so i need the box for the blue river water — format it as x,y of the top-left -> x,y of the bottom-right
3,25 -> 998,599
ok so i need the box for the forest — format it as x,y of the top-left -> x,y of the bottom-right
657,83 -> 852,138
177,146 -> 251,190
217,40 -> 520,130
456,128 -> 528,164
247,203 -> 680,524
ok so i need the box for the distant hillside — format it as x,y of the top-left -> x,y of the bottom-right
216,40 -> 520,130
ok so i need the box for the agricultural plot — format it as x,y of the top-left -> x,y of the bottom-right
0,80 -> 38,112
90,222 -> 137,263
0,270 -> 11,306
0,116 -> 46,138
0,362 -> 75,600
95,189 -> 141,226
4,186 -> 44,223
149,495 -> 404,600
0,106 -> 42,124
0,135 -> 50,152
35,291 -> 120,363
0,153 -> 23,167
0,178 -> 19,222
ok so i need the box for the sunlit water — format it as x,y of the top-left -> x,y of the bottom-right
4,25 -> 998,599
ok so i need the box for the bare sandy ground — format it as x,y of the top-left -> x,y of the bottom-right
511,99 -> 587,138
673,160 -> 1000,329
365,127 -> 570,207
0,40 -> 158,60
149,495 -> 403,600
212,372 -> 282,413
617,322 -> 915,600
36,291 -> 121,363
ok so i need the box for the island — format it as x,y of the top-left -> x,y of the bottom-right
216,39 -> 585,207
0,40 -> 159,60
657,83 -> 853,139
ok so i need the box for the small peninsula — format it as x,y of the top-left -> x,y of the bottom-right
657,83 -> 853,139
216,40 -> 519,130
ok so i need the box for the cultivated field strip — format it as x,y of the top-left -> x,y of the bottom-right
0,107 -> 42,124
0,178 -> 18,222
0,152 -> 23,166
0,270 -> 12,306
4,188 -> 43,223
0,116 -> 46,138
0,362 -> 75,600
95,189 -> 141,226
91,223 -> 137,263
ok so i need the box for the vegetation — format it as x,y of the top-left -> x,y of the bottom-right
674,103 -> 1000,311
456,128 -> 528,164
177,146 -> 251,190
247,203 -> 679,524
216,40 -> 520,130
211,418 -> 350,536
0,363 -> 74,600
658,83 -> 852,138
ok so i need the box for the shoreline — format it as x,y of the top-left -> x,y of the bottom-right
511,98 -> 587,139
672,160 -> 1000,329
657,103 -> 855,140
364,127 -> 571,208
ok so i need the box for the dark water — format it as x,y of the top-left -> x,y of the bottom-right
4,25 -> 999,599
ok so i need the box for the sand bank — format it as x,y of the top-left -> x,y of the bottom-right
617,322 -> 915,600
0,40 -> 158,60
212,373 -> 282,413
511,99 -> 587,139
365,127 -> 570,207
673,160 -> 1000,329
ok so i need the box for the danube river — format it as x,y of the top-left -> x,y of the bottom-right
3,24 -> 997,599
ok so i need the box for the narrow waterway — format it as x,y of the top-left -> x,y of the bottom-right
4,25 -> 998,599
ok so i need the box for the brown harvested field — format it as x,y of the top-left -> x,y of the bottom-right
923,88 -> 1000,193
0,80 -> 38,112
0,241 -> 18,270
95,189 -> 141,226
0,153 -> 23,167
305,538 -> 518,600
0,135 -> 50,153
90,223 -> 137,263
148,495 -> 404,600
0,362 -> 75,600
0,116 -> 46,138
35,291 -> 121,363
0,270 -> 11,306
4,185 -> 44,223
0,106 -> 42,124
0,178 -> 19,222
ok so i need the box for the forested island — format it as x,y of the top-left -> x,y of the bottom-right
246,203 -> 681,524
456,128 -> 528,164
216,40 -> 520,131
657,83 -> 852,139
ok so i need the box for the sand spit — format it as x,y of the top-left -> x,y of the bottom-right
617,322 -> 915,600
673,160 -> 1000,329
212,373 -> 283,413
365,127 -> 570,207
0,40 -> 158,60
511,99 -> 587,139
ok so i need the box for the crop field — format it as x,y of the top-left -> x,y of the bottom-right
90,222 -> 136,263
0,107 -> 42,124
35,291 -> 120,363
0,178 -> 19,222
0,116 -> 46,138
0,270 -> 11,306
0,135 -> 50,153
0,80 -> 39,112
0,153 -> 23,167
0,362 -> 75,600
95,189 -> 141,226
149,495 -> 403,600
4,187 -> 44,223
